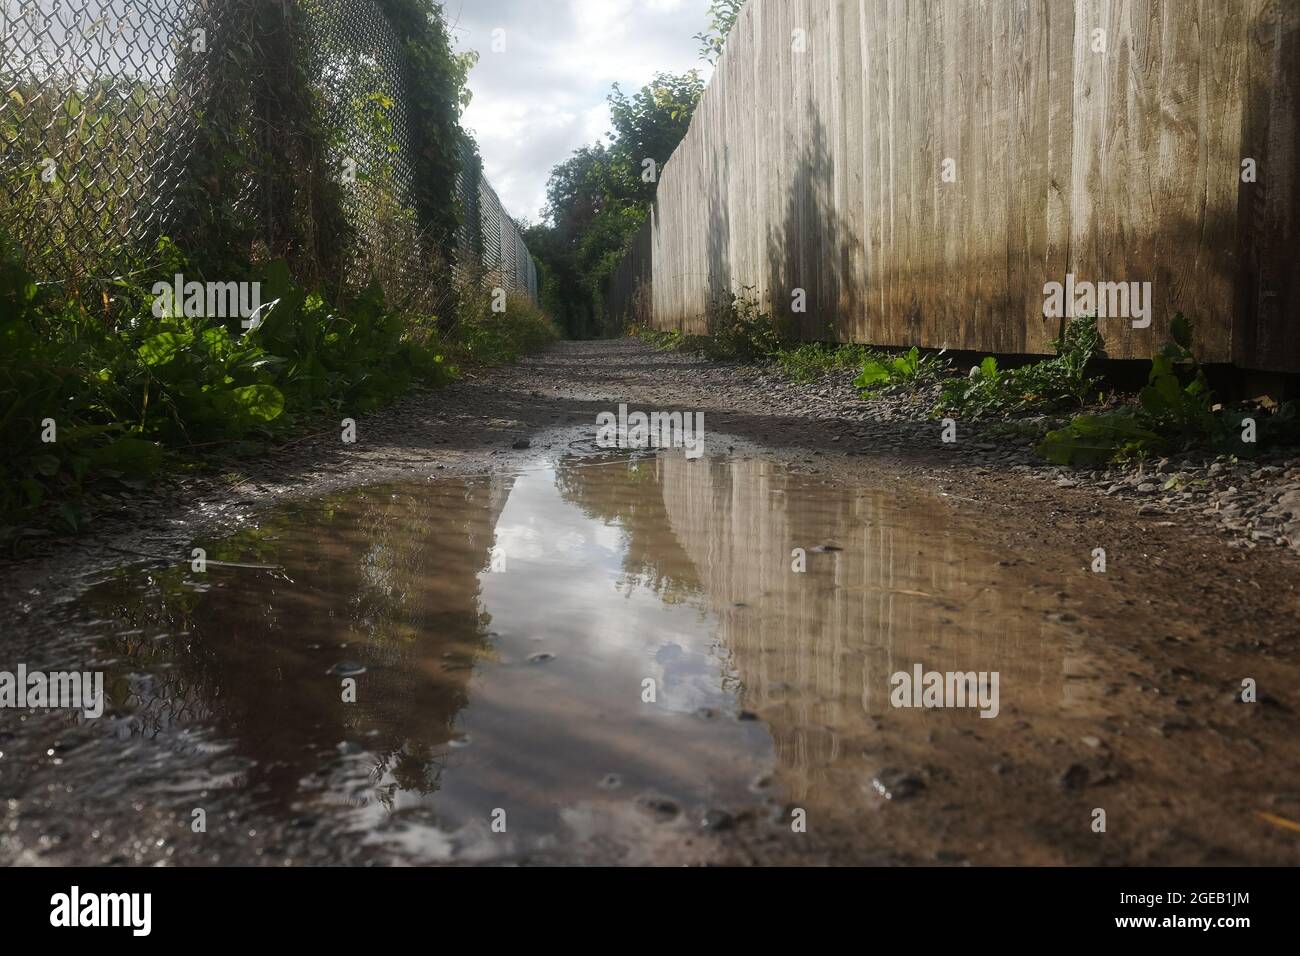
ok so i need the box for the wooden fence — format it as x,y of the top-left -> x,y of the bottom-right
607,0 -> 1300,372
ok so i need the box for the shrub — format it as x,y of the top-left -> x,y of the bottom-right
446,286 -> 559,366
0,232 -> 555,541
700,289 -> 783,362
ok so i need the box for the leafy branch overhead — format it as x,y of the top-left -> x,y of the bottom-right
695,0 -> 746,64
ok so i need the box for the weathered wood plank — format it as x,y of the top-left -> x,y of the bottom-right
605,0 -> 1298,371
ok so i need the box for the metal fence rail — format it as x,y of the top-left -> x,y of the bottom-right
0,0 -> 536,304
477,171 -> 537,302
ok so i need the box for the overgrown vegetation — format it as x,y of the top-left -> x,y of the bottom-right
637,297 -> 1297,468
771,342 -> 880,383
0,2 -> 557,545
635,292 -> 949,391
0,233 -> 554,544
697,289 -> 785,362
375,0 -> 479,268
635,327 -> 686,352
449,287 -> 559,366
633,290 -> 787,363
1038,315 -> 1295,466
938,317 -> 1104,418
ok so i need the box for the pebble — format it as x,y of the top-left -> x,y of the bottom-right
743,356 -> 1299,553
638,795 -> 680,820
700,808 -> 735,831
327,661 -> 366,677
1059,763 -> 1092,789
871,768 -> 926,801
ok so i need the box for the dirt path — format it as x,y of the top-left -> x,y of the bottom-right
2,339 -> 1299,865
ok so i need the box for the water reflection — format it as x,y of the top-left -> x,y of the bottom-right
89,478 -> 512,809
26,448 -> 1099,862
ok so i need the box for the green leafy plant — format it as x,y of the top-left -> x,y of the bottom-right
1133,314 -> 1219,444
773,342 -> 880,383
1038,314 -> 1296,466
694,0 -> 745,64
0,231 -> 556,544
698,289 -> 784,362
939,316 -> 1103,418
854,346 -> 948,395
634,326 -> 685,352
1036,409 -> 1166,467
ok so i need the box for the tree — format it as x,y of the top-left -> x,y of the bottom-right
606,70 -> 704,206
530,71 -> 704,338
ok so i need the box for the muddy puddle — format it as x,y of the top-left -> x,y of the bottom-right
2,447 -> 1293,865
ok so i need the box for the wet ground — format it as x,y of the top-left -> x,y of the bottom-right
3,341 -> 1300,865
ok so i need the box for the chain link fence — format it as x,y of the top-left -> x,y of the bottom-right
0,0 -> 536,304
454,136 -> 536,302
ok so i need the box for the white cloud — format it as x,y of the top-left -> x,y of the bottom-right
450,0 -> 713,222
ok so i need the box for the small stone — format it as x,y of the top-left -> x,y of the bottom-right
638,795 -> 680,820
871,768 -> 926,801
1059,763 -> 1090,789
1275,491 -> 1300,516
701,808 -> 735,831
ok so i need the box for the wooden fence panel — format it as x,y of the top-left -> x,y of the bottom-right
607,0 -> 1299,371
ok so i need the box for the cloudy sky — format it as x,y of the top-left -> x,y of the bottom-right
446,0 -> 715,224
